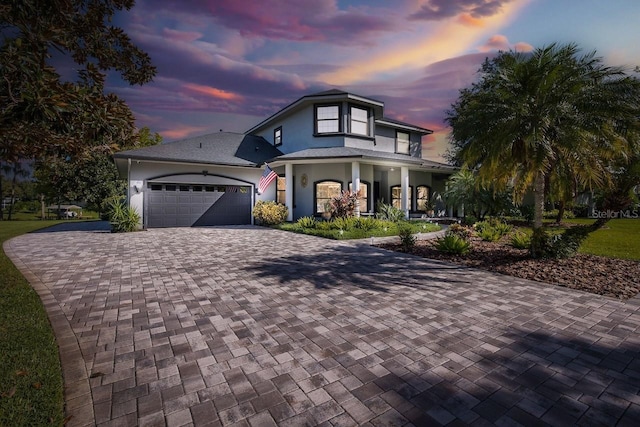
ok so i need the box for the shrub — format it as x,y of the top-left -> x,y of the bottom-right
510,231 -> 531,249
397,222 -> 416,251
475,218 -> 512,241
296,216 -> 317,228
331,216 -> 355,231
493,221 -> 513,236
253,200 -> 288,225
461,215 -> 478,226
447,223 -> 473,240
330,190 -> 361,218
530,226 -> 590,258
353,217 -> 378,231
107,199 -> 140,232
435,233 -> 471,255
376,201 -> 405,222
316,221 -> 334,231
478,227 -> 502,242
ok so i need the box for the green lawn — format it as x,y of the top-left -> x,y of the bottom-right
566,218 -> 640,261
0,221 -> 65,426
278,219 -> 441,240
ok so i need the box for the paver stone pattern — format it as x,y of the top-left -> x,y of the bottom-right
6,225 -> 640,426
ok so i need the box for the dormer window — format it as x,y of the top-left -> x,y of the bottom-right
350,106 -> 369,136
274,126 -> 282,146
396,131 -> 410,154
316,105 -> 341,134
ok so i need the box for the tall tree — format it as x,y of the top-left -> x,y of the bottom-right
446,43 -> 640,247
0,0 -> 156,162
35,127 -> 162,213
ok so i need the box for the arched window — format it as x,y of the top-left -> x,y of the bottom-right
348,180 -> 370,213
315,180 -> 342,213
391,185 -> 413,210
416,185 -> 431,211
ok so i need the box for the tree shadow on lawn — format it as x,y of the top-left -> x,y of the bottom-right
352,325 -> 640,425
246,244 -> 473,293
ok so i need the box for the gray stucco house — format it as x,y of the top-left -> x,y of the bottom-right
114,89 -> 456,228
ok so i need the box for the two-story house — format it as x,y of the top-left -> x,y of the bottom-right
114,89 -> 456,228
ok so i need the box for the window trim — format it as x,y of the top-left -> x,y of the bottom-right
349,105 -> 369,136
396,131 -> 410,155
314,104 -> 342,135
314,179 -> 343,213
390,185 -> 413,210
274,126 -> 282,147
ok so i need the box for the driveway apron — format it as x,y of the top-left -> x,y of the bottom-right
5,225 -> 640,426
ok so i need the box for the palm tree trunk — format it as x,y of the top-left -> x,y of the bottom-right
533,172 -> 545,229
555,200 -> 565,224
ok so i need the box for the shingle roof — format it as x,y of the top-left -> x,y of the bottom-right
269,147 -> 456,171
113,132 -> 282,167
376,117 -> 433,135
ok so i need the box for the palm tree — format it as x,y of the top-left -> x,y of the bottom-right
446,43 -> 640,238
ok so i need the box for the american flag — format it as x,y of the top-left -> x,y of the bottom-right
257,165 -> 278,194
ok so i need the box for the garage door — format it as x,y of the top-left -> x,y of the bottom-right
147,184 -> 251,227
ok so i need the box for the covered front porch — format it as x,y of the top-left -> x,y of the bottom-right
268,158 -> 455,222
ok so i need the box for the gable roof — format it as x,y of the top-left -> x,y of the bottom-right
113,132 -> 282,171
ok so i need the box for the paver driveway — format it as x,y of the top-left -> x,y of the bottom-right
5,224 -> 640,426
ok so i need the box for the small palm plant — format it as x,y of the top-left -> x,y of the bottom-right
107,198 -> 140,232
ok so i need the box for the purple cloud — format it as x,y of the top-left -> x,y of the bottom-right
133,0 -> 397,44
410,0 -> 513,20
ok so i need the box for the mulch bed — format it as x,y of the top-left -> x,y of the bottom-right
378,238 -> 640,300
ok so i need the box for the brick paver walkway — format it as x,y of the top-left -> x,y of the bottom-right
5,224 -> 640,426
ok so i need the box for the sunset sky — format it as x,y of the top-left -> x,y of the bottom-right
110,0 -> 640,162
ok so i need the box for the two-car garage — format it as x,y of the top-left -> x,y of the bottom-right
113,132 -> 285,229
146,183 -> 252,227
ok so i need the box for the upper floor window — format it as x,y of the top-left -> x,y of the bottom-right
316,105 -> 340,134
350,106 -> 369,136
274,126 -> 282,146
396,131 -> 410,154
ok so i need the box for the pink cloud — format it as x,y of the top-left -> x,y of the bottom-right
479,34 -> 510,51
135,0 -> 397,44
478,34 -> 533,52
183,84 -> 244,102
514,42 -> 534,52
162,125 -> 211,140
457,13 -> 486,27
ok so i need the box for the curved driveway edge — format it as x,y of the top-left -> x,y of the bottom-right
6,225 -> 640,426
4,238 -> 95,427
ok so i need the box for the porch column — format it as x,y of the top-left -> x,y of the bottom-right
351,161 -> 361,217
285,163 -> 293,222
401,166 -> 409,219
